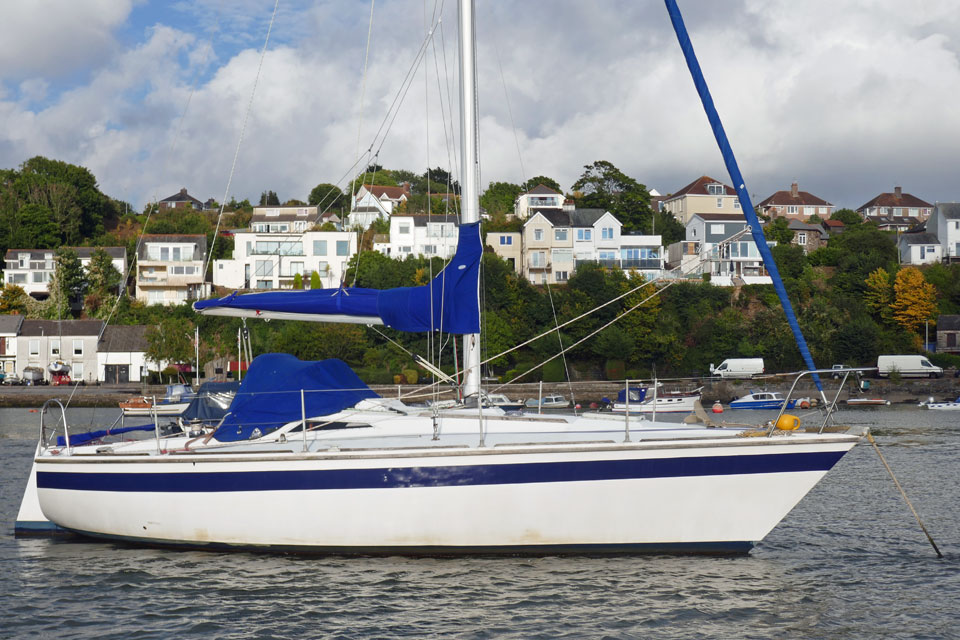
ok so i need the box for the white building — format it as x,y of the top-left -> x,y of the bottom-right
215,230 -> 358,290
663,176 -> 743,225
382,215 -> 459,259
897,232 -> 942,265
3,247 -> 127,299
97,325 -> 150,384
348,184 -> 410,229
250,205 -> 319,233
0,314 -> 23,377
136,235 -> 209,305
514,184 -> 565,220
929,202 -> 960,262
16,319 -> 103,384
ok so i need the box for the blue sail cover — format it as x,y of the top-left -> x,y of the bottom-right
664,0 -> 824,394
213,354 -> 379,442
194,222 -> 482,334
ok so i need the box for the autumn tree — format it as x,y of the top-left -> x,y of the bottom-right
864,267 -> 894,324
0,284 -> 29,314
891,267 -> 937,334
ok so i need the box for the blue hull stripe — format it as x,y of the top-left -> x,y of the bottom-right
37,451 -> 845,493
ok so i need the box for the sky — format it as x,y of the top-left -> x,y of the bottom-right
2,0 -> 960,213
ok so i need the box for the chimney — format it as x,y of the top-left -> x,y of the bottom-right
894,186 -> 902,200
180,188 -> 188,195
790,182 -> 798,198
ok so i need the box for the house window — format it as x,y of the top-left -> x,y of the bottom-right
29,339 -> 39,357
423,245 -> 437,255
716,198 -> 723,208
601,227 -> 614,240
707,184 -> 724,195
787,205 -> 798,214
555,229 -> 568,241
256,280 -> 272,289
534,229 -> 544,241
598,250 -> 617,261
313,240 -> 327,256
797,232 -> 807,245
290,261 -> 304,275
552,248 -> 572,263
336,241 -> 349,256
499,236 -> 513,245
399,224 -> 410,234
173,247 -> 181,261
72,362 -> 83,379
160,247 -> 170,261
555,271 -> 568,282
50,339 -> 60,357
532,251 -> 546,267
148,290 -> 164,303
734,200 -> 741,210
577,229 -> 592,241
710,224 -> 724,234
73,340 -> 83,356
255,260 -> 274,277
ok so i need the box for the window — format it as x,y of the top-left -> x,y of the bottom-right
50,339 -> 60,357
255,260 -> 274,277
552,248 -> 572,262
160,247 -> 170,261
499,236 -> 513,245
72,362 -> 83,379
32,272 -> 46,283
148,290 -> 164,303
734,200 -> 741,210
555,271 -> 568,282
256,280 -> 272,289
423,245 -> 437,255
601,227 -> 614,240
173,247 -> 181,261
598,250 -> 617,261
336,240 -> 349,256
716,198 -> 723,208
787,205 -> 798,214
532,251 -> 546,267
555,229 -> 568,241
73,340 -> 83,357
9,273 -> 26,284
577,229 -> 592,241
797,232 -> 807,245
534,229 -> 544,241
29,339 -> 39,357
313,240 -> 327,256
710,224 -> 724,234
290,261 -> 304,276
707,184 -> 724,195
399,224 -> 411,234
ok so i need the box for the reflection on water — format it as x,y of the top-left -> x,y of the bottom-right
2,408 -> 960,639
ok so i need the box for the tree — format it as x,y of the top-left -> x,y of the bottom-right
259,190 -> 280,206
0,284 -> 29,314
830,208 -> 862,226
310,270 -> 322,289
480,181 -> 522,217
765,217 -> 795,245
86,248 -> 123,294
293,273 -> 304,289
525,175 -> 562,193
55,248 -> 86,302
308,183 -> 348,213
864,267 -> 894,324
146,317 -> 195,372
892,267 -> 938,334
570,161 -> 651,232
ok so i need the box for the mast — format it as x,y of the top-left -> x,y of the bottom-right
459,0 -> 481,397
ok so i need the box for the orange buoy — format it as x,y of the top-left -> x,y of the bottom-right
799,399 -> 810,409
28,409 -> 38,413
712,402 -> 723,413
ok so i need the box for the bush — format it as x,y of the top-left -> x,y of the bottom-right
605,359 -> 625,380
402,368 -> 419,384
542,359 -> 565,382
929,353 -> 960,369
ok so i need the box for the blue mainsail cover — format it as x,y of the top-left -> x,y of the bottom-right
194,221 -> 482,334
213,354 -> 379,442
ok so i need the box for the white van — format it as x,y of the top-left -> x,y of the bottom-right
876,355 -> 943,378
709,358 -> 765,379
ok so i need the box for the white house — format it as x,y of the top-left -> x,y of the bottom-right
136,235 -> 209,305
348,184 -> 411,229
383,215 -> 459,259
514,184 -> 565,220
0,314 -> 23,378
97,325 -> 150,384
214,230 -> 358,290
3,247 -> 127,299
897,231 -> 942,265
250,205 -> 319,233
857,186 -> 933,220
16,319 -> 103,384
929,202 -> 960,262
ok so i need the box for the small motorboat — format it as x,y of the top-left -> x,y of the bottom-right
608,386 -> 702,414
524,394 -> 570,409
120,383 -> 196,416
485,393 -> 524,411
729,391 -> 796,410
919,396 -> 960,410
846,397 -> 890,406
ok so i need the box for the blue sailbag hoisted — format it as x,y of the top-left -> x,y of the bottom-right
195,221 -> 482,335
664,0 -> 825,396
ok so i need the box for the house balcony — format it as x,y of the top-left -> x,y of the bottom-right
575,259 -> 662,270
527,262 -> 552,272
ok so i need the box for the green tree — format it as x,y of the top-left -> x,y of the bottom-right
146,317 -> 196,372
0,284 -> 29,314
293,273 -> 304,289
480,181 -> 522,217
56,248 -> 86,302
259,190 -> 280,206
309,183 -> 348,213
829,208 -> 862,226
571,160 -> 651,232
310,270 -> 322,289
524,175 -> 562,193
765,217 -> 795,245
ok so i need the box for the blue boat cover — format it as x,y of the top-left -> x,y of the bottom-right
213,354 -> 379,442
179,380 -> 241,424
616,387 -> 648,403
194,222 -> 482,335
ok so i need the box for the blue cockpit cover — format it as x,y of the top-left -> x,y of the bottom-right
179,381 -> 241,424
194,222 -> 482,334
213,354 -> 379,442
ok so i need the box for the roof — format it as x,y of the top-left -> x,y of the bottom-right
867,215 -> 921,229
667,176 -> 736,199
857,190 -> 933,211
522,184 -> 562,196
787,219 -> 826,233
822,219 -> 845,228
20,319 -> 104,337
159,188 -> 204,206
525,208 -> 615,228
899,232 -> 939,245
758,187 -> 831,207
138,234 -> 207,259
251,212 -> 319,223
937,315 -> 960,332
361,184 -> 410,200
0,315 -> 24,334
98,325 -> 148,352
935,203 -> 960,220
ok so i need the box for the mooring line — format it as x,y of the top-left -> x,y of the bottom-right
866,431 -> 942,558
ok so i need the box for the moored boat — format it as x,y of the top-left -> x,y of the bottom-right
119,383 -> 195,416
919,396 -> 960,410
729,391 -> 796,411
609,385 -> 702,414
524,394 -> 570,409
846,397 -> 891,406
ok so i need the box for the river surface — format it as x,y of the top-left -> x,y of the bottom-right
2,406 -> 959,639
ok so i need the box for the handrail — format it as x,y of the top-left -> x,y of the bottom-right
770,367 -> 877,436
39,398 -> 69,453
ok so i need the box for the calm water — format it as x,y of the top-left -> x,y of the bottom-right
2,406 -> 960,639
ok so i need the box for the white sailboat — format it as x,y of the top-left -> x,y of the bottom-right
25,0 -> 865,554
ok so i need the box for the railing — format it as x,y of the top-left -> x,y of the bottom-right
527,261 -> 552,272
574,259 -> 662,270
39,398 -> 70,453
773,367 -> 877,435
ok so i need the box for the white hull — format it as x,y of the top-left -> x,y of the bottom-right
33,417 -> 859,554
120,401 -> 191,416
610,395 -> 701,414
923,403 -> 960,410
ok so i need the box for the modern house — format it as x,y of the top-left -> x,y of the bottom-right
383,215 -> 459,259
757,182 -> 833,221
214,230 -> 357,290
514,184 -> 565,220
663,176 -> 743,225
486,232 -> 522,274
159,188 -> 205,211
685,213 -> 774,285
348,184 -> 411,228
16,319 -> 103,384
135,234 -> 209,305
0,314 -> 23,378
97,325 -> 150,384
857,186 -> 933,220
3,247 -> 127,300
250,205 -> 320,233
